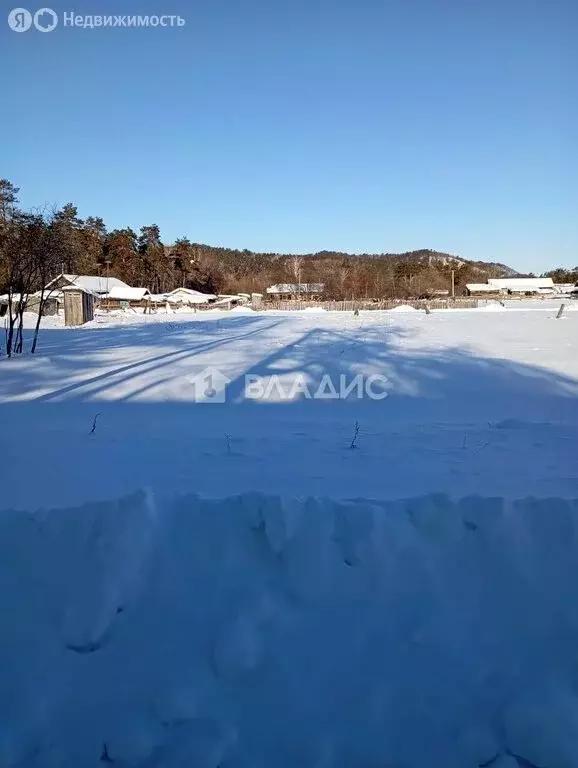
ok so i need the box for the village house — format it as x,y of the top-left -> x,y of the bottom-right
44,273 -> 131,297
29,273 -> 134,314
266,283 -> 325,300
465,283 -> 503,297
0,291 -> 59,316
487,277 -> 556,295
167,288 -> 217,305
102,286 -> 152,310
211,294 -> 250,310
466,277 -> 556,297
1,273 -> 132,316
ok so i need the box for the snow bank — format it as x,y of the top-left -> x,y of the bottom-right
229,305 -> 255,314
389,303 -> 419,312
2,491 -> 578,767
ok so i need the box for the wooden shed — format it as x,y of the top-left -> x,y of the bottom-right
63,287 -> 95,326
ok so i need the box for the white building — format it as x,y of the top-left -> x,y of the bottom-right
266,283 -> 325,299
105,286 -> 151,302
487,277 -> 555,295
465,283 -> 500,295
554,283 -> 577,295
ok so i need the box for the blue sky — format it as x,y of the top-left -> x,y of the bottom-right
3,0 -> 577,272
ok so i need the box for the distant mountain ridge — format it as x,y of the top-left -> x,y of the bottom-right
302,248 -> 518,277
168,243 -> 517,276
164,243 -> 519,297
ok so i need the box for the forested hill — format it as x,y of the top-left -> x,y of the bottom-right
164,244 -> 518,298
0,179 -> 520,299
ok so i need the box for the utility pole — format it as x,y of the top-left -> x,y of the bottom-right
451,269 -> 455,299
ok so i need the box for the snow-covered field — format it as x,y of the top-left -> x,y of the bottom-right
1,303 -> 578,767
2,302 -> 578,508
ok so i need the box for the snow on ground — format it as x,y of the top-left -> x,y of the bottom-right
1,303 -> 578,767
2,490 -> 578,767
1,304 -> 577,509
388,303 -> 420,312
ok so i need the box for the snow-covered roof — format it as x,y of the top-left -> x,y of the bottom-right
169,287 -> 216,297
61,285 -> 99,297
1,291 -> 64,304
106,286 -> 151,301
212,295 -> 247,305
487,277 -> 554,289
45,273 -> 131,294
266,283 -> 325,294
168,288 -> 216,303
0,292 -> 27,304
507,285 -> 555,294
466,283 -> 500,292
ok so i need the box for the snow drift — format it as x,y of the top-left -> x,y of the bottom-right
2,491 -> 578,767
388,303 -> 420,312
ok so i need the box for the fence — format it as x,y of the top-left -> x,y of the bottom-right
262,298 -> 479,311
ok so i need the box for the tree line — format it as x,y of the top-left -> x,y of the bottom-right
3,177 -> 546,355
543,266 -> 578,284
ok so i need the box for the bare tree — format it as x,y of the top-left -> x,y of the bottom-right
0,180 -> 21,356
289,256 -> 303,299
29,210 -> 66,354
0,208 -> 63,356
2,218 -> 37,356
